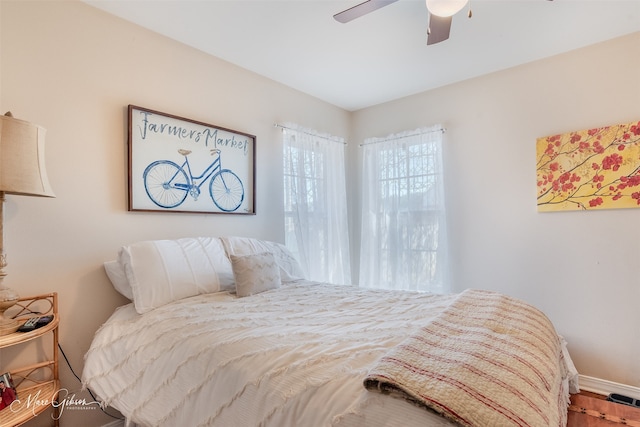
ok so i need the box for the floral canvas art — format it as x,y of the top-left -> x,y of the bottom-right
537,120 -> 640,212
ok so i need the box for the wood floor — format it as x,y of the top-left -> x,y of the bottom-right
568,391 -> 640,426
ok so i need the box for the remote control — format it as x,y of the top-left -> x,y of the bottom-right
35,315 -> 54,327
17,315 -> 54,332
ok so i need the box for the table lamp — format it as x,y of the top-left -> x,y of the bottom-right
0,112 -> 55,335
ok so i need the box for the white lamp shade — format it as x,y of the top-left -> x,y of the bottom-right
0,114 -> 55,197
426,0 -> 469,17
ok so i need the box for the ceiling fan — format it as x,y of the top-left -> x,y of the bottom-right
334,0 -> 554,45
334,0 -> 472,45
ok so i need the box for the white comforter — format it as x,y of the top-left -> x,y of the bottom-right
82,281 -> 572,427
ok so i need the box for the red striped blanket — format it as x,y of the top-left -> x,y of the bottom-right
364,289 -> 570,427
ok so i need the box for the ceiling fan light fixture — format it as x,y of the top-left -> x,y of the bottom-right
426,0 -> 469,17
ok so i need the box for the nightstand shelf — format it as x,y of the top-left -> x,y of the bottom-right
0,293 -> 59,427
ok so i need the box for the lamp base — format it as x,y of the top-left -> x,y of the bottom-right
0,286 -> 20,335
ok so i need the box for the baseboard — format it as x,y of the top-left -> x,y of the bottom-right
579,375 -> 640,400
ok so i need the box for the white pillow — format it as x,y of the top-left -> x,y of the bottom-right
104,260 -> 133,300
220,236 -> 306,281
230,252 -> 281,297
119,237 -> 234,314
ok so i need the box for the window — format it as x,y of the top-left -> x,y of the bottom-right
359,126 -> 449,293
282,124 -> 351,285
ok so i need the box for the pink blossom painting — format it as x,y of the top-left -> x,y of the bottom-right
536,120 -> 640,211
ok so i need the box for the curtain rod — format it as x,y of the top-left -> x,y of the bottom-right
274,123 -> 347,145
359,127 -> 446,146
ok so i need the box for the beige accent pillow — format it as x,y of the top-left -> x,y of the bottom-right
221,236 -> 306,281
230,252 -> 281,297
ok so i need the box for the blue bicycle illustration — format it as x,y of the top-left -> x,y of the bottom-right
143,148 -> 244,212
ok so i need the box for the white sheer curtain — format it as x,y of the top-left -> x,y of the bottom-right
282,123 -> 351,285
359,125 -> 449,293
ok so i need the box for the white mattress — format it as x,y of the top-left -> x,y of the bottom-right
82,281 -> 570,426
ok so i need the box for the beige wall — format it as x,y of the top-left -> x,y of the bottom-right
1,1 -> 350,425
351,32 -> 640,389
2,1 -> 639,426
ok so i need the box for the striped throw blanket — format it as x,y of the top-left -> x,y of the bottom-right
364,289 -> 570,427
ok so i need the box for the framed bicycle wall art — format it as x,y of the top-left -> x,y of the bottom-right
127,105 -> 256,214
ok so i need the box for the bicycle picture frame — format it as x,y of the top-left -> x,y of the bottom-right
127,105 -> 256,214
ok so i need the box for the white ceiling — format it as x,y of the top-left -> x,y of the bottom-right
84,0 -> 640,111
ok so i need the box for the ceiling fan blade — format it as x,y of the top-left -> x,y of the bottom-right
333,0 -> 399,23
427,14 -> 452,45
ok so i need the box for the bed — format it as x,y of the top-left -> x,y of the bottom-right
82,236 -> 579,427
